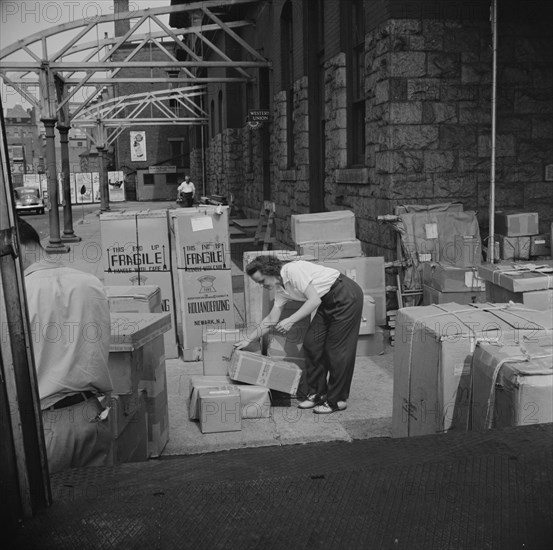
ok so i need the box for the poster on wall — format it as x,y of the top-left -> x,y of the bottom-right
108,170 -> 125,202
57,173 -> 77,204
75,172 -> 96,203
130,131 -> 146,162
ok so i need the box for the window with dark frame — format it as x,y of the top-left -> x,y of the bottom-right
281,0 -> 294,168
347,0 -> 366,167
143,174 -> 155,185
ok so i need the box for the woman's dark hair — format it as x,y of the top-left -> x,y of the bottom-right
245,255 -> 283,277
17,217 -> 42,246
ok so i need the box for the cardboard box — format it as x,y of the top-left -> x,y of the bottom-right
530,234 -> 550,257
100,210 -> 179,358
399,210 -> 481,266
295,239 -> 363,261
291,210 -> 356,244
109,313 -> 171,394
199,386 -> 242,434
495,211 -> 539,237
188,376 -> 272,420
486,282 -> 553,311
478,260 -> 553,293
228,350 -> 302,395
496,234 -> 531,261
170,206 -> 231,270
105,285 -> 162,313
422,284 -> 487,306
356,328 -> 385,356
471,334 -> 553,430
112,391 -> 148,464
316,256 -> 386,325
422,262 -> 486,293
202,328 -> 261,376
177,268 -> 235,361
392,303 -> 553,438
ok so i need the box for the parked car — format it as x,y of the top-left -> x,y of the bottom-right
14,187 -> 45,214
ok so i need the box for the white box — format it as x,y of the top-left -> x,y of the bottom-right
100,210 -> 179,358
170,206 -> 231,270
177,269 -> 235,361
291,210 -> 356,244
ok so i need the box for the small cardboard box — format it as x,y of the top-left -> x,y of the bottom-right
495,211 -> 539,237
295,239 -> 363,261
422,262 -> 486,293
530,234 -> 550,257
291,210 -> 356,244
477,260 -> 553,293
202,328 -> 261,376
198,386 -> 242,434
392,303 -> 553,438
228,350 -> 302,395
471,334 -> 553,430
485,282 -> 553,311
422,284 -> 487,306
497,234 -> 531,261
189,376 -> 271,420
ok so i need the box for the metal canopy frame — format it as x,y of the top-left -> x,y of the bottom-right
0,0 -> 270,124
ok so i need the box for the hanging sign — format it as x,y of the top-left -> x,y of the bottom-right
247,109 -> 270,129
130,131 -> 147,162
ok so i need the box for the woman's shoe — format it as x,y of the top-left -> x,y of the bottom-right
298,393 -> 326,409
313,400 -> 347,414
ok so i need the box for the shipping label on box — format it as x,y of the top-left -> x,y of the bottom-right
495,211 -> 539,237
171,207 -> 230,270
198,387 -> 242,434
530,234 -> 550,257
178,269 -> 235,359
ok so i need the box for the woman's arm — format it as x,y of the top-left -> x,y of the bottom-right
234,301 -> 285,349
274,283 -> 320,334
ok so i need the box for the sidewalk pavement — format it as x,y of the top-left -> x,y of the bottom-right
46,201 -> 395,457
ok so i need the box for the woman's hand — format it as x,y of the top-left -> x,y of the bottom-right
233,339 -> 252,350
275,317 -> 295,334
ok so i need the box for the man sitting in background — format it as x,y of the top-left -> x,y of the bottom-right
17,217 -> 113,474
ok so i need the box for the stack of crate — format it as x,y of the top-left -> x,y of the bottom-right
290,210 -> 387,356
494,210 -> 549,261
169,206 -> 235,361
108,312 -> 171,463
